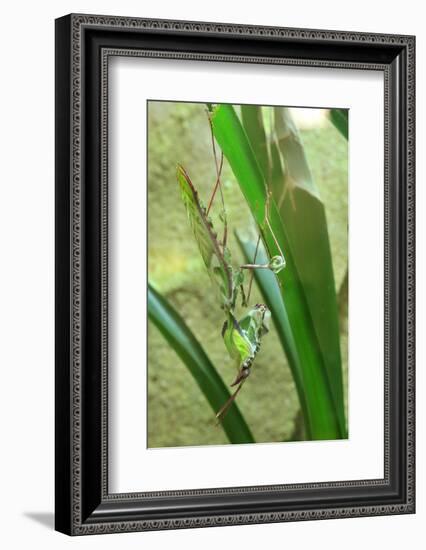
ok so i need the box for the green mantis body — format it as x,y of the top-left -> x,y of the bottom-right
222,304 -> 270,385
215,303 -> 271,419
177,160 -> 285,421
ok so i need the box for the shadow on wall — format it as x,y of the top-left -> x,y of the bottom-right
23,512 -> 54,530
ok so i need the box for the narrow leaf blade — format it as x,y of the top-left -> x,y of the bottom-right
148,283 -> 254,444
236,232 -> 311,438
210,104 -> 345,439
272,107 -> 346,436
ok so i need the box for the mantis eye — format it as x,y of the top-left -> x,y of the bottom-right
268,255 -> 286,274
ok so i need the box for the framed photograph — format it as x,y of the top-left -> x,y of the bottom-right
55,14 -> 415,535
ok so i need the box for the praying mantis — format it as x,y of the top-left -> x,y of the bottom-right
176,112 -> 286,422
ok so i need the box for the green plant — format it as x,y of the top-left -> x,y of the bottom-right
209,104 -> 347,439
148,103 -> 348,443
148,283 -> 254,444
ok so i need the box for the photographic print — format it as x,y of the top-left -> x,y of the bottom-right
147,101 -> 349,448
56,15 -> 414,534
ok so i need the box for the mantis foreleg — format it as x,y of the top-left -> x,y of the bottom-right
215,381 -> 245,423
240,191 -> 286,281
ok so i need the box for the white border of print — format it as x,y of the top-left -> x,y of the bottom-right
108,56 -> 384,494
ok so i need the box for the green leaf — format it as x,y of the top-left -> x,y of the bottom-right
241,105 -> 270,180
148,283 -> 254,444
329,108 -> 349,140
236,233 -> 310,439
272,107 -> 346,438
210,103 -> 346,440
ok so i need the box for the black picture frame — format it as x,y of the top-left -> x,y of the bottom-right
55,13 -> 415,535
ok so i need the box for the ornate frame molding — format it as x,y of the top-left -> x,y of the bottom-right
55,14 -> 415,535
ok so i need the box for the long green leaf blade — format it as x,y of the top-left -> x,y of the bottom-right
148,283 -> 254,444
210,103 -> 345,440
236,233 -> 310,439
240,105 -> 346,438
241,105 -> 270,180
272,108 -> 346,437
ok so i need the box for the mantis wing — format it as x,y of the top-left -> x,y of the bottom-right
222,314 -> 255,367
177,165 -> 235,309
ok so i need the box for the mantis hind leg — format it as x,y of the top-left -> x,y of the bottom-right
230,366 -> 251,387
215,381 -> 245,423
231,352 -> 253,386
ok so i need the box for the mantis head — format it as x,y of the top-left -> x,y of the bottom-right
252,303 -> 271,335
